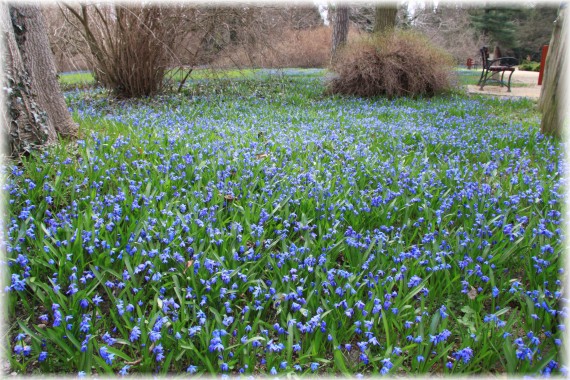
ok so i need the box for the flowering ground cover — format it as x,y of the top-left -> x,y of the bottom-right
3,73 -> 565,376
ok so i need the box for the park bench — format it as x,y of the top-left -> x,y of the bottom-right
477,46 -> 519,92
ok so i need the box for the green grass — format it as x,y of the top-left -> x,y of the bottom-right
58,71 -> 95,87
59,68 -> 327,91
59,67 -> 531,93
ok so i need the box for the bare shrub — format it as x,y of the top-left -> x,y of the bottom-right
211,24 -> 371,69
61,3 -> 188,98
326,30 -> 455,98
42,6 -> 90,72
48,4 -> 329,84
274,27 -> 332,68
207,6 -> 329,69
214,26 -> 332,68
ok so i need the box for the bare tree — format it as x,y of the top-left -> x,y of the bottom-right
412,3 -> 487,64
1,2 -> 77,157
331,4 -> 349,60
539,4 -> 568,137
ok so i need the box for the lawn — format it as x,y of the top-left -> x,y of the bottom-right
4,70 -> 564,376
58,67 -> 532,92
58,68 -> 327,91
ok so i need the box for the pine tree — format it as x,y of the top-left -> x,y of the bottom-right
470,6 -> 518,51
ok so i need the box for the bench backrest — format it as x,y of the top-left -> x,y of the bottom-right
480,46 -> 518,67
480,47 -> 490,68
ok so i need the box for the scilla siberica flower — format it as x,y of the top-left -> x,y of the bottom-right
381,358 -> 393,375
99,346 -> 115,365
453,347 -> 474,364
130,326 -> 141,342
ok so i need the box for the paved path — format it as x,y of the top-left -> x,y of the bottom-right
467,70 -> 541,99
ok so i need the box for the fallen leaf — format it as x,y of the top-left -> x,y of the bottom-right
183,260 -> 194,274
467,286 -> 478,300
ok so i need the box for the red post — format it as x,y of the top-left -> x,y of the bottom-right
538,45 -> 549,85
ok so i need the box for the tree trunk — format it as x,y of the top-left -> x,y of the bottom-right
331,5 -> 349,60
1,3 -> 77,157
373,2 -> 398,34
539,3 -> 567,137
11,4 -> 77,139
1,2 -> 53,156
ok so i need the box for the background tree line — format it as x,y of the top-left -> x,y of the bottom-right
43,2 -> 558,77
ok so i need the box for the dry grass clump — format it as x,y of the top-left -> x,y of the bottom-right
327,30 -> 456,98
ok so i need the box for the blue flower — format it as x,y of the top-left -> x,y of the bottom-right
149,330 -> 161,342
118,365 -> 130,376
407,275 -> 422,288
430,329 -> 452,345
130,326 -> 141,342
99,346 -> 115,365
10,274 -> 26,291
92,294 -> 103,306
453,347 -> 474,364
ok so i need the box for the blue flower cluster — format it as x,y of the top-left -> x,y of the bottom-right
2,78 -> 564,375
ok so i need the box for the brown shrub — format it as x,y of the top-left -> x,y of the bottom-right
61,4 -> 188,98
213,26 -> 337,69
212,26 -> 370,69
326,30 -> 456,98
274,27 -> 332,68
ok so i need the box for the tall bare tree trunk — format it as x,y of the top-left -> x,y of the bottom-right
373,2 -> 398,34
331,5 -> 349,61
11,4 -> 77,139
539,4 -> 567,137
1,2 -> 54,156
1,3 -> 77,156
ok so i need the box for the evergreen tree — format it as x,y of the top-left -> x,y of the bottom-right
470,6 -> 518,51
